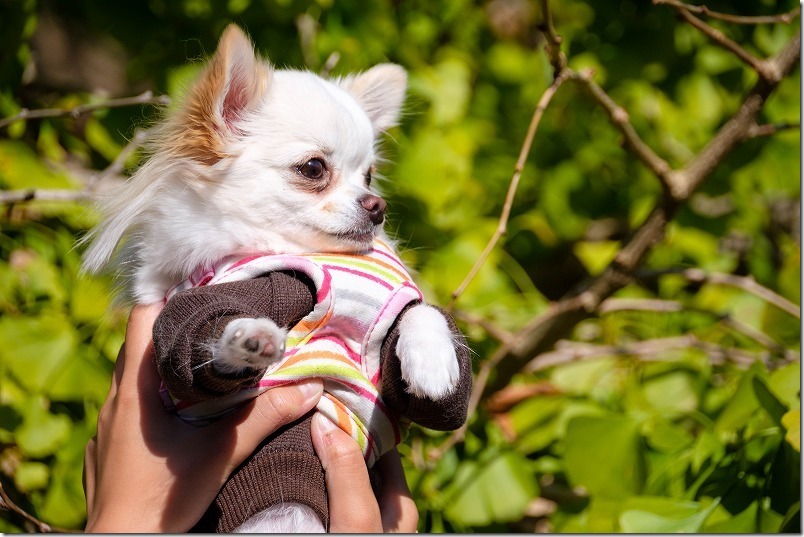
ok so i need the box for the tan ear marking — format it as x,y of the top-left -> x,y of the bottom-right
168,24 -> 271,166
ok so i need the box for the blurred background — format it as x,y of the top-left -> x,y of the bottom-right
0,0 -> 799,532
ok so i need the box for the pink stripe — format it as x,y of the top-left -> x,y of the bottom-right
325,265 -> 394,291
372,246 -> 410,274
309,334 -> 362,363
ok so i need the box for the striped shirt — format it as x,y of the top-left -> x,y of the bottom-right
162,239 -> 423,466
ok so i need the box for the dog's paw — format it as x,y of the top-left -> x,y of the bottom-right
213,318 -> 287,374
395,304 -> 460,400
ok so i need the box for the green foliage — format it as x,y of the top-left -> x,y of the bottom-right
0,0 -> 799,532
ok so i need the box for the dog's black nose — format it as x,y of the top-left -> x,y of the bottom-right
360,194 -> 387,225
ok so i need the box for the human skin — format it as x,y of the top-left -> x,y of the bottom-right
83,303 -> 418,533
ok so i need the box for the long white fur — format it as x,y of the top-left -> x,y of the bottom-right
82,25 -> 458,532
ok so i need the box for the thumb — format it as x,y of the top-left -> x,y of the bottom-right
224,379 -> 323,459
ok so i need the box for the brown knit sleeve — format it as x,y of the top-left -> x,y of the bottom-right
379,304 -> 472,431
153,270 -> 316,401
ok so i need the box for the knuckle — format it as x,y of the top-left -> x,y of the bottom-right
260,386 -> 301,424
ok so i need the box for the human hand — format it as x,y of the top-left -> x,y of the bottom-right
83,303 -> 323,533
311,413 -> 419,532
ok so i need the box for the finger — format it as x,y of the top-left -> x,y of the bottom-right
83,436 -> 98,510
222,379 -> 323,462
375,448 -> 419,532
116,303 -> 164,398
311,413 -> 382,533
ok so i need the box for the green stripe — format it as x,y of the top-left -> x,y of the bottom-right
310,255 -> 407,285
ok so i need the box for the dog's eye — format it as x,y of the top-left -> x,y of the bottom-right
298,158 -> 326,180
365,170 -> 372,186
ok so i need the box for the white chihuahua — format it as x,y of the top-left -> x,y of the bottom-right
82,25 -> 460,532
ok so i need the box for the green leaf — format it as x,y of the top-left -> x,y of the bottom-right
0,314 -> 76,393
620,497 -> 719,532
752,376 -> 787,426
565,415 -> 644,498
704,501 -> 758,533
644,418 -> 694,453
642,370 -> 700,418
782,409 -> 800,452
15,397 -> 71,458
714,363 -> 763,437
573,241 -> 620,276
14,461 -> 50,492
446,451 -> 539,526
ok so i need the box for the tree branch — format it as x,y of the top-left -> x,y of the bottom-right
0,91 -> 170,130
0,481 -> 75,533
476,30 -> 800,401
448,73 -> 567,309
637,268 -> 801,318
0,127 -> 153,206
654,0 -> 801,26
525,335 -> 779,373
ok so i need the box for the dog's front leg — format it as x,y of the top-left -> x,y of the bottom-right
395,303 -> 461,400
213,318 -> 288,374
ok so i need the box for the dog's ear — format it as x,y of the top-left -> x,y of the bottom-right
175,24 -> 271,165
338,64 -> 407,135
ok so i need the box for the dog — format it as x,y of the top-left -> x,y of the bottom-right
82,25 -> 466,532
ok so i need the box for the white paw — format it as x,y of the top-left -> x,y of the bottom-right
213,318 -> 287,374
396,304 -> 460,400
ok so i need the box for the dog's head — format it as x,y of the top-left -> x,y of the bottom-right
160,24 -> 406,254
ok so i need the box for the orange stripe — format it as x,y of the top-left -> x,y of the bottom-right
279,349 -> 358,370
290,307 -> 333,333
311,249 -> 409,281
332,397 -> 353,434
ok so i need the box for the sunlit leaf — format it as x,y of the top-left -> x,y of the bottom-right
781,410 -> 800,452
565,415 -> 644,498
446,451 -> 539,526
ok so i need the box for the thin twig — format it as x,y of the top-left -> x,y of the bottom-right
0,481 -> 74,533
637,268 -> 801,318
672,7 -> 774,80
453,309 -> 513,343
598,296 -> 791,353
0,189 -> 91,204
746,121 -> 801,138
538,0 -> 566,75
568,69 -> 679,196
0,91 -> 170,129
653,0 -> 801,25
448,73 -> 567,310
525,335 -> 776,372
0,127 -> 154,206
474,26 -> 800,403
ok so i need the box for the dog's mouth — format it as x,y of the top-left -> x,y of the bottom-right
332,229 -> 376,244
315,225 -> 378,251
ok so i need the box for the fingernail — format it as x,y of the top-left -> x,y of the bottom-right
295,379 -> 323,403
312,412 -> 338,434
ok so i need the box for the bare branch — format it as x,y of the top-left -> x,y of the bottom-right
1,127 -> 153,206
0,91 -> 170,130
525,335 -> 779,372
448,73 -> 568,309
746,121 -> 800,138
568,69 -> 679,196
0,189 -> 90,204
598,296 -> 793,354
654,0 -> 801,25
677,29 -> 801,197
637,268 -> 801,318
598,297 -> 684,313
675,8 -> 772,79
0,481 -> 75,533
538,0 -> 567,75
475,26 -> 800,400
453,309 -> 513,344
